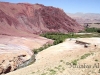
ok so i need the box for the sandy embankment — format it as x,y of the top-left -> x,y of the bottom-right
6,37 -> 100,75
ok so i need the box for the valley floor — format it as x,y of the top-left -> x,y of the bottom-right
6,38 -> 100,75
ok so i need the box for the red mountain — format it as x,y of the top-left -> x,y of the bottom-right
0,2 -> 83,36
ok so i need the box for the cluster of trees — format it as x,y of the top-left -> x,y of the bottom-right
33,32 -> 78,54
34,44 -> 52,54
40,32 -> 78,45
41,31 -> 100,45
34,31 -> 100,54
85,27 -> 100,33
34,33 -> 78,54
84,23 -> 100,33
94,23 -> 100,24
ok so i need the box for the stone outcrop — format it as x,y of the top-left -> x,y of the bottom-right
0,2 -> 83,36
0,43 -> 35,74
0,35 -> 53,74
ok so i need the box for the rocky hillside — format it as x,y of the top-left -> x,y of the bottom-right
0,35 -> 53,74
0,2 -> 83,36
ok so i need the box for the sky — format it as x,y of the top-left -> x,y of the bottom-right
0,0 -> 100,13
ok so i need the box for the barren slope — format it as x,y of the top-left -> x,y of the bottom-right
0,35 -> 53,74
0,2 -> 83,36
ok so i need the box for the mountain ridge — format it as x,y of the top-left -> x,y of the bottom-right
67,13 -> 100,24
0,2 -> 83,36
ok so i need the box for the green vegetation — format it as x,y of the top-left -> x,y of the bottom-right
85,27 -> 100,33
54,67 -> 60,71
60,60 -> 63,62
41,32 -> 100,45
80,27 -> 100,33
41,32 -> 90,45
33,33 -> 79,54
33,28 -> 100,54
71,53 -> 93,65
58,65 -> 62,67
94,23 -> 100,24
98,69 -> 100,73
33,32 -> 100,54
41,73 -> 47,75
49,69 -> 56,75
62,67 -> 65,71
95,59 -> 98,62
39,64 -> 66,75
80,53 -> 92,59
60,60 -> 65,64
31,72 -> 35,74
40,32 -> 75,45
33,44 -> 52,54
71,59 -> 79,65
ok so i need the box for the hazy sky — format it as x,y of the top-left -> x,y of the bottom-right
1,0 -> 100,13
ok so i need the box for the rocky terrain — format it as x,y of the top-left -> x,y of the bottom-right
0,35 -> 53,74
5,37 -> 100,75
0,2 -> 83,35
0,2 -> 84,74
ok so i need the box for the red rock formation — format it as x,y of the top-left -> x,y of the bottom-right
0,2 -> 84,36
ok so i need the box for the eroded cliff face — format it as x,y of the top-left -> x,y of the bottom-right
0,43 -> 34,74
0,35 -> 53,74
0,2 -> 83,36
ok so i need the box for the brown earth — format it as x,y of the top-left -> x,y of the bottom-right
0,35 -> 53,74
0,2 -> 83,36
0,2 -> 84,74
5,38 -> 100,75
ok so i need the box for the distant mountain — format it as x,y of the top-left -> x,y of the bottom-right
0,2 -> 83,37
67,13 -> 100,24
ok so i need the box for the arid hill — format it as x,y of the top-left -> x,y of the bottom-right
0,2 -> 84,74
67,13 -> 100,24
0,2 -> 83,36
